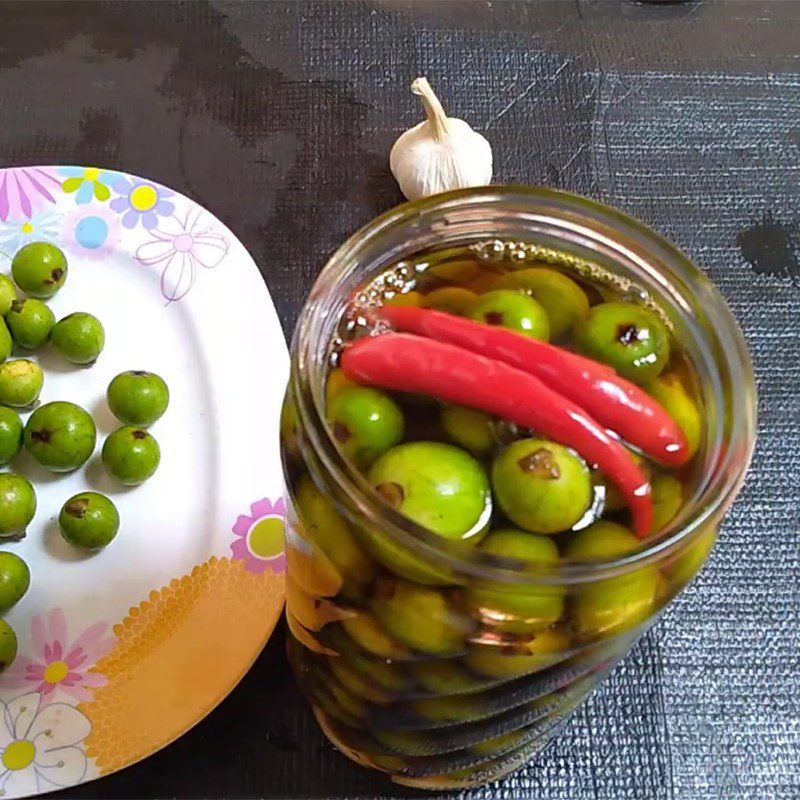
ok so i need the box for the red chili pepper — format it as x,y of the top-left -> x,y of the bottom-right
381,306 -> 689,467
341,332 -> 653,537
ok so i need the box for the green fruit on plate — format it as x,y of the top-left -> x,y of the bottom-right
5,298 -> 55,349
0,275 -> 18,316
0,319 -> 11,362
0,620 -> 17,671
0,473 -> 36,538
0,551 -> 30,612
59,492 -> 120,551
0,407 -> 23,465
102,426 -> 160,485
50,312 -> 105,364
107,371 -> 169,427
0,359 -> 44,407
25,401 -> 96,472
11,242 -> 67,298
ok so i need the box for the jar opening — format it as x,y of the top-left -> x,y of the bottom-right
291,186 -> 756,585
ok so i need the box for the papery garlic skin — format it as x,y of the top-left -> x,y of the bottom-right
390,77 -> 493,201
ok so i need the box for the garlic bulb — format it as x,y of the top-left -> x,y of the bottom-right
390,77 -> 493,201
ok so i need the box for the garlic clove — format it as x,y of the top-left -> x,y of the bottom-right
390,77 -> 493,201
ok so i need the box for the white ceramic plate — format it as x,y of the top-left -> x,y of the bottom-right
0,166 -> 288,797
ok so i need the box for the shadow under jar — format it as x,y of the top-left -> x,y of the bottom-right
280,187 -> 756,789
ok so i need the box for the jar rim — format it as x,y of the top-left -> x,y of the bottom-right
290,185 -> 757,584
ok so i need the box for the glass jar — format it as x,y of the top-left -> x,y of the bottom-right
280,186 -> 756,790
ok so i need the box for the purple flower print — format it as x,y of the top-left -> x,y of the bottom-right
110,176 -> 174,230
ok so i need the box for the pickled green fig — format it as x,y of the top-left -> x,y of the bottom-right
470,729 -> 525,757
323,631 -> 412,691
358,521 -> 459,586
464,628 -> 571,678
342,613 -> 410,660
645,372 -> 702,458
326,386 -> 404,469
280,393 -> 301,459
368,442 -> 490,541
497,267 -> 589,338
651,473 -> 683,532
325,368 -> 356,404
425,258 -> 479,284
327,679 -> 367,719
412,693 -> 486,723
372,578 -> 468,656
467,529 -> 565,633
564,521 -> 659,639
295,476 -> 373,584
409,660 -> 482,695
565,520 -> 639,561
470,289 -> 550,341
311,679 -> 362,728
492,439 -> 592,534
383,290 -> 423,308
664,525 -> 717,588
440,405 -> 494,456
573,301 -> 670,383
328,658 -> 391,705
421,287 -> 479,316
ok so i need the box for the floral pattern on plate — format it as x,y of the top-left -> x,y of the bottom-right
0,208 -> 62,254
231,498 -> 287,575
135,208 -> 229,301
0,168 -> 61,223
110,176 -> 174,230
59,167 -> 116,205
0,692 -> 91,795
0,610 -> 114,703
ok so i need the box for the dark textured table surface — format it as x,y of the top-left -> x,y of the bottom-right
1,1 -> 798,798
